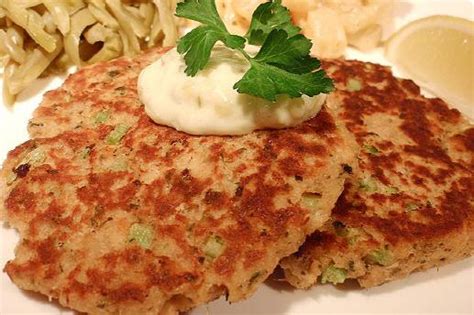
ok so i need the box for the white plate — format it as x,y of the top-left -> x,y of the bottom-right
1,1 -> 473,314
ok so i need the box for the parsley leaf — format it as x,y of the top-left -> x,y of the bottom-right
234,30 -> 333,101
245,0 -> 300,45
177,26 -> 222,76
235,29 -> 333,100
234,61 -> 332,101
234,29 -> 333,101
176,0 -> 334,101
175,0 -> 226,29
253,30 -> 320,74
176,0 -> 245,76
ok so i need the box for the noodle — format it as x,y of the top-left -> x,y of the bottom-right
154,0 -> 179,47
64,8 -> 96,66
0,28 -> 26,63
0,0 -> 180,105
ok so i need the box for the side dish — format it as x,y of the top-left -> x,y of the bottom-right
204,0 -> 394,57
0,0 -> 179,104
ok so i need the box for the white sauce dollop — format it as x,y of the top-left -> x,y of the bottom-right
138,46 -> 326,135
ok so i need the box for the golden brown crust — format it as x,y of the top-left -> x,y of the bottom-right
281,59 -> 474,289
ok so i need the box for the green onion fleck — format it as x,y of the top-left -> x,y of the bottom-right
366,247 -> 393,266
358,177 -> 378,193
385,186 -> 399,195
94,111 -> 110,124
348,235 -> 359,246
301,192 -> 321,211
405,203 -> 419,212
333,222 -> 360,245
80,147 -> 91,159
321,265 -> 347,284
203,235 -> 225,259
364,145 -> 380,155
128,223 -> 154,249
346,78 -> 362,92
106,124 -> 129,145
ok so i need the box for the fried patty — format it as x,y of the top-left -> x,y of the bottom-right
280,60 -> 474,289
0,49 -> 357,314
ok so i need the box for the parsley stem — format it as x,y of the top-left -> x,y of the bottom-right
236,47 -> 251,61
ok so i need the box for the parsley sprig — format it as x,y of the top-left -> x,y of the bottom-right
176,0 -> 333,101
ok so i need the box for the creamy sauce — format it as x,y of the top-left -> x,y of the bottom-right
138,46 -> 326,135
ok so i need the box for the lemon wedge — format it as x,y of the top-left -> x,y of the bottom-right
385,15 -> 474,116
